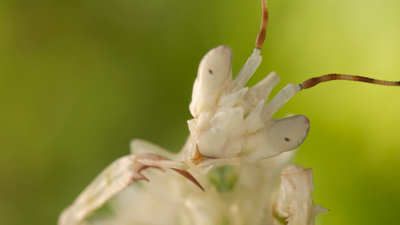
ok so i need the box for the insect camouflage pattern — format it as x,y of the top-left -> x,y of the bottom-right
59,1 -> 400,225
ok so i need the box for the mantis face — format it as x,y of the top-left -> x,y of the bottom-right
187,46 -> 310,160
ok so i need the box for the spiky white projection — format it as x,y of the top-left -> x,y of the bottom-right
59,1 -> 400,225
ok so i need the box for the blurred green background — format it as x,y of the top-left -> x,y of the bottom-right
1,0 -> 400,224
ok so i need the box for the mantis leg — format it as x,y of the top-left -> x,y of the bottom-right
273,165 -> 326,225
58,153 -> 202,225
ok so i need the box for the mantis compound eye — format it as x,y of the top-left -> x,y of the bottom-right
190,46 -> 233,117
244,115 -> 310,161
266,115 -> 310,153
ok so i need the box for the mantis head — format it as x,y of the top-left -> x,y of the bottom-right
187,45 -> 309,162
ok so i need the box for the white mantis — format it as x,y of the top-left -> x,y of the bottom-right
59,1 -> 400,225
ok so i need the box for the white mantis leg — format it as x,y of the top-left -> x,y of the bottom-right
273,165 -> 326,225
59,155 -> 141,225
59,152 -> 202,225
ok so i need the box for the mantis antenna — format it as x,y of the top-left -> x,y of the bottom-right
254,1 -> 400,91
256,0 -> 268,49
300,73 -> 400,90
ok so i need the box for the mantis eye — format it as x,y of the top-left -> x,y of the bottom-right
190,46 -> 233,117
266,115 -> 310,153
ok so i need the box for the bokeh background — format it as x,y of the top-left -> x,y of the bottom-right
1,0 -> 400,224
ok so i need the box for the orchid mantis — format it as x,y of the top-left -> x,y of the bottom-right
59,1 -> 400,225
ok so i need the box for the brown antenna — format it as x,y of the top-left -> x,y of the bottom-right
300,73 -> 400,90
256,0 -> 269,49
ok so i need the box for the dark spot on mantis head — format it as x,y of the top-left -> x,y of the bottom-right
284,137 -> 290,142
208,69 -> 213,75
